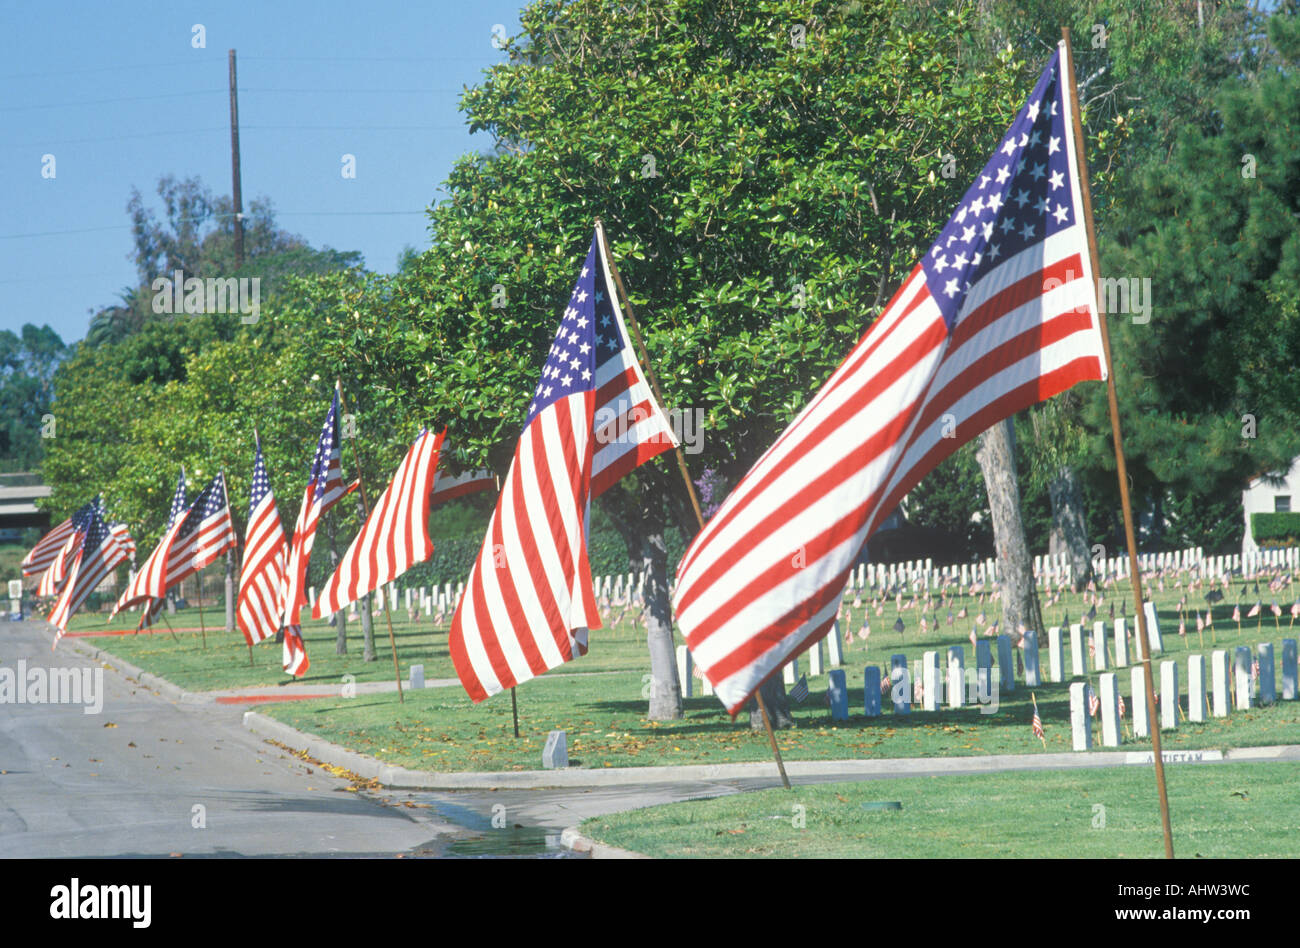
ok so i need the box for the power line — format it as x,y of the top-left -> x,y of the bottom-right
0,211 -> 426,240
0,90 -> 226,112
4,124 -> 466,148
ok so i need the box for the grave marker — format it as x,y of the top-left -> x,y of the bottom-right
1283,639 -> 1298,701
1114,618 -> 1128,667
827,620 -> 844,666
1070,624 -> 1085,678
997,634 -> 1016,692
1023,628 -> 1042,687
1047,626 -> 1064,683
1188,654 -> 1207,723
1211,650 -> 1230,718
828,669 -> 848,721
1099,673 -> 1121,746
1093,621 -> 1108,671
863,666 -> 882,717
976,640 -> 993,701
1160,661 -> 1178,730
1234,646 -> 1252,710
808,638 -> 824,677
1257,643 -> 1276,705
542,730 -> 568,769
947,646 -> 965,709
677,646 -> 694,699
890,653 -> 910,714
1130,668 -> 1149,739
922,651 -> 941,712
1070,682 -> 1092,751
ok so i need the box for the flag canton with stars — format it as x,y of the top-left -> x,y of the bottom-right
178,475 -> 226,539
309,393 -> 340,499
526,237 -> 615,427
82,508 -> 112,554
921,48 -> 1075,328
249,443 -> 271,518
167,473 -> 188,527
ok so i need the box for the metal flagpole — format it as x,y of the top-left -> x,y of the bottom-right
335,381 -> 404,703
595,217 -> 791,790
1062,27 -> 1174,859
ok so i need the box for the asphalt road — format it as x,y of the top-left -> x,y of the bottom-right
0,619 -> 472,857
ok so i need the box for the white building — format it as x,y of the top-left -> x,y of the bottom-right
1241,457 -> 1299,556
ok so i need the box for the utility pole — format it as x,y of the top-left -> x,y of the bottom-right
228,48 -> 244,269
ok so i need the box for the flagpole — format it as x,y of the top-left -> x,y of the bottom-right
511,686 -> 520,739
1062,27 -> 1174,859
335,381 -> 404,703
595,217 -> 791,791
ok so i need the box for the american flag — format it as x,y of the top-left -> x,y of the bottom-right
429,466 -> 496,506
788,673 -> 810,704
1247,600 -> 1261,618
22,509 -> 84,579
34,503 -> 97,598
164,473 -> 237,588
1087,685 -> 1100,717
671,47 -> 1106,713
1118,691 -> 1126,718
450,227 -> 677,702
280,390 -> 347,676
108,523 -> 136,560
314,428 -> 446,618
48,507 -> 129,645
111,471 -> 188,623
237,435 -> 288,646
1031,700 -> 1045,743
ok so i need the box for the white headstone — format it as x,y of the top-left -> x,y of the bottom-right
1211,650 -> 1231,717
1048,626 -> 1064,683
1130,667 -> 1149,738
976,640 -> 993,700
1070,624 -> 1085,678
948,647 -> 965,709
1093,621 -> 1108,671
827,620 -> 844,667
1234,646 -> 1252,710
808,638 -> 824,677
1142,600 -> 1164,654
409,663 -> 425,689
1188,654 -> 1207,723
1023,628 -> 1041,687
783,657 -> 798,686
1070,682 -> 1091,751
922,650 -> 940,712
1160,660 -> 1178,730
1114,618 -> 1129,667
1099,673 -> 1121,746
676,645 -> 694,699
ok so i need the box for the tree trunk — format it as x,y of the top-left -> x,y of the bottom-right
1048,464 -> 1093,591
638,529 -> 684,721
601,484 -> 682,721
976,419 -> 1044,636
748,673 -> 795,730
360,593 -> 375,662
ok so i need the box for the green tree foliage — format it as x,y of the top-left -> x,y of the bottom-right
0,324 -> 67,472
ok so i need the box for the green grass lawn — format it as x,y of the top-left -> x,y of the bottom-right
52,575 -> 1300,771
578,761 -> 1300,857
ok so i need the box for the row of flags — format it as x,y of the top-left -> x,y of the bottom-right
28,43 -> 1111,714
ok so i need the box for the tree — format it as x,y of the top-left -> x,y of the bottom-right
325,0 -> 1035,721
0,324 -> 67,473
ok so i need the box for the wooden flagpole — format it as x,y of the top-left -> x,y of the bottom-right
335,381 -> 404,702
1062,27 -> 1174,859
595,217 -> 791,791
511,686 -> 521,738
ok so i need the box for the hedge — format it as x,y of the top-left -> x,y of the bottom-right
1251,511 -> 1300,546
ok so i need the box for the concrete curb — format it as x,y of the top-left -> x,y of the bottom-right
240,709 -> 1300,790
67,635 -> 192,705
560,826 -> 648,859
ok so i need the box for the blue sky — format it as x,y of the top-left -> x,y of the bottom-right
1,1 -> 525,344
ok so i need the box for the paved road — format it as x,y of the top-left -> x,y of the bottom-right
0,620 -> 478,857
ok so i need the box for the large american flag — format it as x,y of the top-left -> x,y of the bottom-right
672,44 -> 1108,714
163,472 -> 238,590
280,390 -> 347,676
314,428 -> 445,618
111,470 -> 188,623
49,507 -> 129,645
450,227 -> 677,701
237,436 -> 288,646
